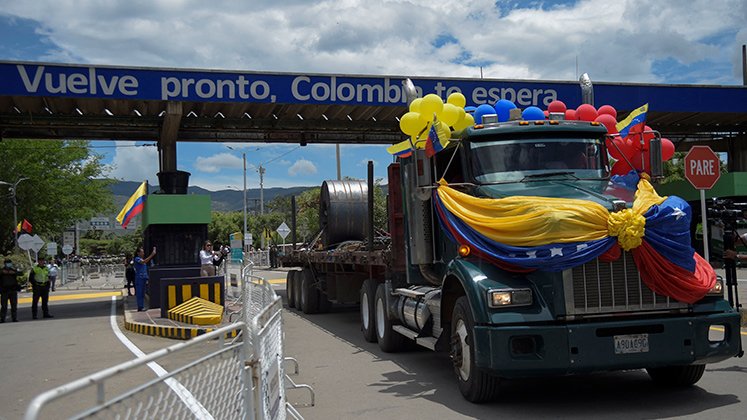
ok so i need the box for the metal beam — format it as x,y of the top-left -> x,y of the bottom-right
158,101 -> 182,172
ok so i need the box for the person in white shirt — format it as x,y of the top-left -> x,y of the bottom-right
199,241 -> 218,277
47,261 -> 59,292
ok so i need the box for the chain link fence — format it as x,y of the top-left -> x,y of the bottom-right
26,263 -> 311,420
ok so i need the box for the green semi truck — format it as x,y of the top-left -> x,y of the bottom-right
283,111 -> 742,403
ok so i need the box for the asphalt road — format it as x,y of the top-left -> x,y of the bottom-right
2,268 -> 746,420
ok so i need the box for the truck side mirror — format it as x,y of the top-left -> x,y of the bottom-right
649,136 -> 663,178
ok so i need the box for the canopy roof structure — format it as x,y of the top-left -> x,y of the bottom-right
1,61 -> 746,173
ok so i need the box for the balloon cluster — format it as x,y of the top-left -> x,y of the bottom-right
399,93 -> 474,146
545,100 -> 675,177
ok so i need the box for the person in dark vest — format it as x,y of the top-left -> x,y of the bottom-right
29,258 -> 53,319
124,255 -> 135,296
1,259 -> 22,322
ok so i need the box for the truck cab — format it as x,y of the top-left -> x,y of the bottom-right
387,117 -> 742,402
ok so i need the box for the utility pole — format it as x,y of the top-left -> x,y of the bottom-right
242,152 -> 247,252
258,164 -> 265,249
0,177 -> 28,248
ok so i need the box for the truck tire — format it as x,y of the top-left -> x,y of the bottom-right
646,365 -> 706,387
293,271 -> 303,310
286,270 -> 297,308
451,296 -> 500,402
375,283 -> 406,352
300,268 -> 320,314
360,279 -> 377,343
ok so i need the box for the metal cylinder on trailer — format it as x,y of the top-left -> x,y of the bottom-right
320,180 -> 368,247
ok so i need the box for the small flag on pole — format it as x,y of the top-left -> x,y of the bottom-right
116,181 -> 148,229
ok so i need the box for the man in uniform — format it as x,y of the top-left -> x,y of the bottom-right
1,259 -> 22,322
29,258 -> 53,319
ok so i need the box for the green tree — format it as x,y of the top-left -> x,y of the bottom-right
0,139 -> 113,254
208,211 -> 242,246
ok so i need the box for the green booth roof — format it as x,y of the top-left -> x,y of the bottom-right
655,172 -> 747,202
142,194 -> 211,229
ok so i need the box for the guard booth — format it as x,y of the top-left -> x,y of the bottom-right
142,171 -> 220,311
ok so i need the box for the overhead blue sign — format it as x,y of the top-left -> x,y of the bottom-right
1,61 -> 746,113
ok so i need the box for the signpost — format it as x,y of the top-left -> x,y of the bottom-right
276,222 -> 290,247
47,242 -> 57,257
684,146 -> 722,262
62,244 -> 73,255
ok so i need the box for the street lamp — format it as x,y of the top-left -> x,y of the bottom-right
0,177 -> 29,248
225,146 -> 247,251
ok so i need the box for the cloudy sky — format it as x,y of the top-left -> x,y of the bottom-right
1,0 -> 745,190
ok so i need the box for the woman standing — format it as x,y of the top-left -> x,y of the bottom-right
199,241 -> 217,277
133,246 -> 156,311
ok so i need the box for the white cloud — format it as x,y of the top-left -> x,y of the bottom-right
0,0 -> 744,84
194,153 -> 243,173
107,142 -> 159,184
288,159 -> 318,176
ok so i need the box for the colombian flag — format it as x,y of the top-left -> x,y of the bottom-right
116,181 -> 147,228
386,138 -> 414,158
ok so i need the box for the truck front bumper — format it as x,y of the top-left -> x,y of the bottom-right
473,312 -> 741,378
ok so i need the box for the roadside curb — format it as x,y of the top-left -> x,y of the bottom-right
122,294 -> 239,340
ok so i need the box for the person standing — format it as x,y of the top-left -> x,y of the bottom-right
124,255 -> 135,296
29,258 -> 53,319
199,241 -> 217,277
1,259 -> 22,323
47,260 -> 59,292
133,246 -> 156,311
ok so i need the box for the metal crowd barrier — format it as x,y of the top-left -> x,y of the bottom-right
25,262 -> 313,419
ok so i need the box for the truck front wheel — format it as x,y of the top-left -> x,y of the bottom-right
451,296 -> 500,402
360,279 -> 377,342
375,283 -> 405,352
646,365 -> 706,387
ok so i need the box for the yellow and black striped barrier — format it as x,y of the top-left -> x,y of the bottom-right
159,275 -> 224,318
124,317 -> 240,340
168,297 -> 223,325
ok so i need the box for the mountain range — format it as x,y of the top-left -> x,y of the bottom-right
110,181 -> 313,212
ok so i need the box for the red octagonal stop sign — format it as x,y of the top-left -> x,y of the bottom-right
684,146 -> 721,189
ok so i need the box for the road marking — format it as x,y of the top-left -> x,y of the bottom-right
268,278 -> 285,284
109,296 -> 214,419
19,291 -> 121,304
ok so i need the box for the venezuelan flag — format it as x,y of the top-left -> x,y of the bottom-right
616,103 -> 648,138
116,181 -> 147,228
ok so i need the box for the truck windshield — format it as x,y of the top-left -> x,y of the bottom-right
469,137 -> 608,183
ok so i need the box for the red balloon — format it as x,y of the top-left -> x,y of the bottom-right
543,109 -> 549,118
661,138 -> 675,161
595,114 -> 618,134
576,104 -> 598,121
564,109 -> 577,120
627,125 -> 655,150
606,137 -> 628,160
611,160 -> 634,176
548,100 -> 567,113
597,105 -> 617,119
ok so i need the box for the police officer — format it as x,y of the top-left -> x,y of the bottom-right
1,259 -> 22,323
29,258 -> 53,319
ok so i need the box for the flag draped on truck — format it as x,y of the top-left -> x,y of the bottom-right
433,177 -> 716,304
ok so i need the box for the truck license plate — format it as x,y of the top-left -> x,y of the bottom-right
614,334 -> 649,354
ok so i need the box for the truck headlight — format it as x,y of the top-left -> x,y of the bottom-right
707,278 -> 724,296
488,288 -> 533,308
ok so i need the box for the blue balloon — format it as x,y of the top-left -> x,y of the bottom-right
473,104 -> 497,124
464,106 -> 477,114
494,99 -> 517,122
522,106 -> 545,121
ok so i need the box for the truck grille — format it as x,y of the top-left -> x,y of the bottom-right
563,251 -> 688,316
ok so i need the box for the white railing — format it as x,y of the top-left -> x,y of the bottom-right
25,262 -> 311,420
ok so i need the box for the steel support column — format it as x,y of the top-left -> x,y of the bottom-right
159,101 -> 183,173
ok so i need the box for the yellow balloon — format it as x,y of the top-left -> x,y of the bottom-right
399,112 -> 425,136
454,113 -> 475,131
447,92 -> 466,108
420,94 -> 444,118
438,121 -> 451,140
409,98 -> 422,113
440,104 -> 461,127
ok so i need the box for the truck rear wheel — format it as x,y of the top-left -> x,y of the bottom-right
293,271 -> 303,310
375,283 -> 405,352
360,279 -> 377,343
646,365 -> 706,387
286,270 -> 297,308
451,296 -> 500,402
300,268 -> 320,314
